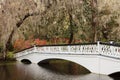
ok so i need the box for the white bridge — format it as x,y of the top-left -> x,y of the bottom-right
15,42 -> 120,75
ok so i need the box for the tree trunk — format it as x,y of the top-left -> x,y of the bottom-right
68,13 -> 74,44
3,48 -> 6,60
91,0 -> 98,42
2,12 -> 39,59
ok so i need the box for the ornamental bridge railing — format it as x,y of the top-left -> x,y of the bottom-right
15,42 -> 120,59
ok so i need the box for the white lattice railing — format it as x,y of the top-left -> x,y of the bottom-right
15,42 -> 120,59
100,44 -> 120,58
15,47 -> 34,58
35,44 -> 98,54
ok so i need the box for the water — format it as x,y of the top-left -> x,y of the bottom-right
0,61 -> 115,80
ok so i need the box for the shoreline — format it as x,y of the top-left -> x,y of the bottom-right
0,58 -> 16,62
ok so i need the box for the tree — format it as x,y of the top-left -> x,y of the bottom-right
91,0 -> 98,42
1,0 -> 39,59
97,1 -> 120,41
0,0 -> 120,59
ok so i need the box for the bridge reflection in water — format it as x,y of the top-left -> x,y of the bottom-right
15,42 -> 120,75
38,59 -> 90,75
17,62 -> 113,80
1,61 -> 119,80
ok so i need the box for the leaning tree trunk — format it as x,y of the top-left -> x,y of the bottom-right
91,0 -> 98,42
3,28 -> 15,60
3,45 -> 7,60
3,12 -> 39,59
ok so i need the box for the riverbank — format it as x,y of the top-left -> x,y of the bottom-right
0,58 -> 16,63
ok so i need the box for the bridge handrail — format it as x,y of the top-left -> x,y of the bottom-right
15,43 -> 98,57
15,42 -> 120,59
15,47 -> 34,57
35,44 -> 98,54
100,43 -> 120,58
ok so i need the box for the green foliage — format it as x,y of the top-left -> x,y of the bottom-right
83,0 -> 92,22
6,52 -> 14,59
7,43 -> 14,52
1,0 -> 119,46
106,18 -> 119,27
100,9 -> 111,16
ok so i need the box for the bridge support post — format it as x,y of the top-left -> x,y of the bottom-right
68,46 -> 71,53
97,41 -> 101,74
80,46 -> 83,54
34,45 -> 37,52
97,41 -> 100,55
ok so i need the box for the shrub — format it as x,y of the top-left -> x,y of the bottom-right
6,52 -> 14,59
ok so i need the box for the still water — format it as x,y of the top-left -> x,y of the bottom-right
0,61 -> 116,80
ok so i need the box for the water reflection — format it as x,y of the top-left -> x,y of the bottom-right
38,59 -> 90,75
0,62 -> 114,80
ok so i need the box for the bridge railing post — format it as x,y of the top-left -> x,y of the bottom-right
97,41 -> 100,55
34,45 -> 37,52
80,45 -> 83,54
110,45 -> 116,57
68,45 -> 70,53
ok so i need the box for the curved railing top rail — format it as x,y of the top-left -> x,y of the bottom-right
15,42 -> 120,59
100,42 -> 120,47
36,43 -> 97,46
15,46 -> 34,53
15,43 -> 97,53
15,42 -> 120,54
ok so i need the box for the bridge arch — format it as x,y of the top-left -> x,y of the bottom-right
109,71 -> 120,79
21,59 -> 32,64
109,71 -> 120,77
37,58 -> 92,73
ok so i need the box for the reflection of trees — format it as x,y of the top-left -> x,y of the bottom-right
0,63 -> 34,80
39,59 -> 90,75
69,62 -> 90,75
0,64 -> 11,80
69,62 -> 79,75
